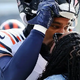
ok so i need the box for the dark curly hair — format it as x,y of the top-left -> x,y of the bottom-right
38,32 -> 80,80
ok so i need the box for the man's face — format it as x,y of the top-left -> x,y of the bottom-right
43,17 -> 70,53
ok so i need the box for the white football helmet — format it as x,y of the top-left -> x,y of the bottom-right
56,0 -> 80,30
0,19 -> 25,30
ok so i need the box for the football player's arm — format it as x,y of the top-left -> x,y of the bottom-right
3,1 -> 59,80
3,29 -> 45,80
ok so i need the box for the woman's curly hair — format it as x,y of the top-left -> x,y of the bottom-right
38,32 -> 80,80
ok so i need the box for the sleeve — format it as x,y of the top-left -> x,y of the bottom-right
0,29 -> 26,56
3,29 -> 45,80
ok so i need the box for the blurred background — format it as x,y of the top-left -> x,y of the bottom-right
0,0 -> 23,25
0,0 -> 80,32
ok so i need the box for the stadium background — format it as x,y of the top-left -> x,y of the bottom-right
0,0 -> 80,32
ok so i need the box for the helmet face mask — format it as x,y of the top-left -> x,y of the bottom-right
73,0 -> 80,17
24,0 -> 41,10
17,0 -> 42,25
24,0 -> 32,3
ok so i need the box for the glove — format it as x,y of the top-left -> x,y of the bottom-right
17,0 -> 42,24
28,0 -> 59,29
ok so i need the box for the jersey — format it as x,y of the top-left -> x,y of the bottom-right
0,28 -> 48,80
0,28 -> 25,56
26,54 -> 47,80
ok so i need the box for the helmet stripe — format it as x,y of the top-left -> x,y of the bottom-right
4,24 -> 10,29
13,23 -> 19,28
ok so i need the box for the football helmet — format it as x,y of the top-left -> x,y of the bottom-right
17,0 -> 80,29
0,19 -> 25,30
17,0 -> 42,25
56,0 -> 80,29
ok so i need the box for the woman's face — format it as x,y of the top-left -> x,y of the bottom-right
43,17 -> 70,53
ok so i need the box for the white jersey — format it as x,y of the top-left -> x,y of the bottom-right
0,28 -> 25,56
0,28 -> 47,80
26,54 -> 47,80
